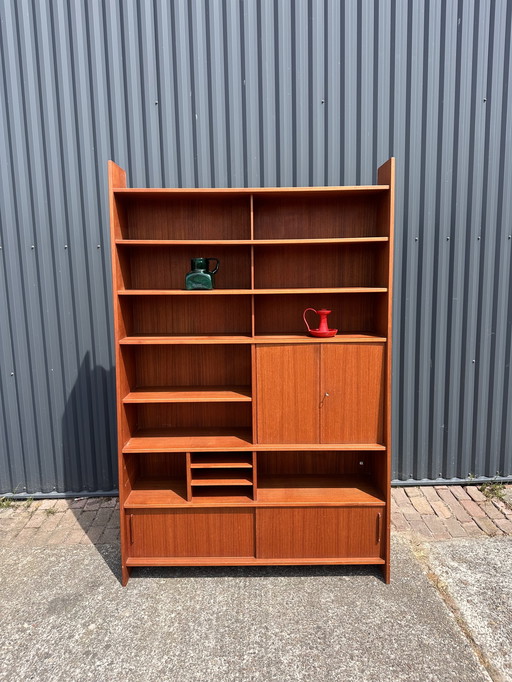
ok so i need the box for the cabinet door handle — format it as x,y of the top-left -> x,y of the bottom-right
376,512 -> 382,543
129,514 -> 134,544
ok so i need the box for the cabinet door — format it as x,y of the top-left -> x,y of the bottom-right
128,509 -> 254,557
320,344 -> 385,444
256,507 -> 383,559
255,345 -> 319,443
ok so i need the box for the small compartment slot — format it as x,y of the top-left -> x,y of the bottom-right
191,486 -> 254,503
190,453 -> 253,468
124,452 -> 188,506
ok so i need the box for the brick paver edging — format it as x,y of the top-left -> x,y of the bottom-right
392,484 -> 512,540
0,485 -> 511,548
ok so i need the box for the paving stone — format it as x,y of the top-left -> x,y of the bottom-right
402,507 -> 421,521
461,521 -> 485,538
473,516 -> 502,536
423,515 -> 451,540
408,519 -> 433,538
47,528 -> 71,545
32,532 -> 54,547
59,509 -> 81,527
38,499 -> 57,510
433,485 -> 449,490
53,499 -> 70,512
92,508 -> 113,528
450,486 -> 471,500
24,513 -> 46,529
459,499 -> 486,519
443,516 -> 468,538
405,487 -> 422,498
101,497 -> 118,508
494,517 -> 512,534
410,496 -> 434,515
40,512 -> 64,532
65,530 -> 87,545
391,488 -> 411,506
84,498 -> 103,511
75,510 -> 97,531
391,512 -> 410,532
492,498 -> 512,516
464,486 -> 486,502
86,526 -> 104,544
106,512 -> 120,528
15,528 -> 38,546
99,528 -> 120,544
68,498 -> 87,509
436,489 -> 473,523
480,500 -> 506,520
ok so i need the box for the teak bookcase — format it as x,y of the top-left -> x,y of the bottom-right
109,158 -> 395,585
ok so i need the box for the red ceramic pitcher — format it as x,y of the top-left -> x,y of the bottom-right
303,308 -> 338,338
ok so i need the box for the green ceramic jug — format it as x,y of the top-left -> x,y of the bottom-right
185,257 -> 220,290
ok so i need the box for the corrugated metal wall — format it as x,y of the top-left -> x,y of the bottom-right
1,0 -> 511,495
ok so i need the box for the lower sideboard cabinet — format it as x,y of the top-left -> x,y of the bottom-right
124,505 -> 385,566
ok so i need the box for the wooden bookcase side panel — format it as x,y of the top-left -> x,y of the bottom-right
108,161 -> 131,585
377,157 -> 395,583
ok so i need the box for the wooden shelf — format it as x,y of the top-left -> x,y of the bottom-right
124,428 -> 254,452
120,335 -> 254,345
123,386 -> 251,403
125,479 -> 188,506
190,472 -> 253,486
120,333 -> 386,345
124,475 -> 383,507
252,334 -> 387,343
257,475 -> 384,505
123,431 -> 386,453
116,237 -> 389,246
118,287 -> 387,295
114,185 -> 390,198
126,557 -> 386,567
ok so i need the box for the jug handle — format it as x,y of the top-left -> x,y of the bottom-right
303,308 -> 318,333
206,258 -> 220,275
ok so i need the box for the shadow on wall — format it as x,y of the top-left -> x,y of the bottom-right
62,352 -> 120,576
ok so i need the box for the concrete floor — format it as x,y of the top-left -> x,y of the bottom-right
1,535 -> 508,682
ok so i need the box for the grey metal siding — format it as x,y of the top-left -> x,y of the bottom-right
0,0 -> 511,494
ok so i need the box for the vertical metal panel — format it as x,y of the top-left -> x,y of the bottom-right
0,0 -> 511,494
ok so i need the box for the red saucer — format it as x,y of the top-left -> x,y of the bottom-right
308,329 -> 338,338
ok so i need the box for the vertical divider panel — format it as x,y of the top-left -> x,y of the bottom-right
251,345 -> 258,444
252,451 -> 258,501
186,452 -> 192,502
